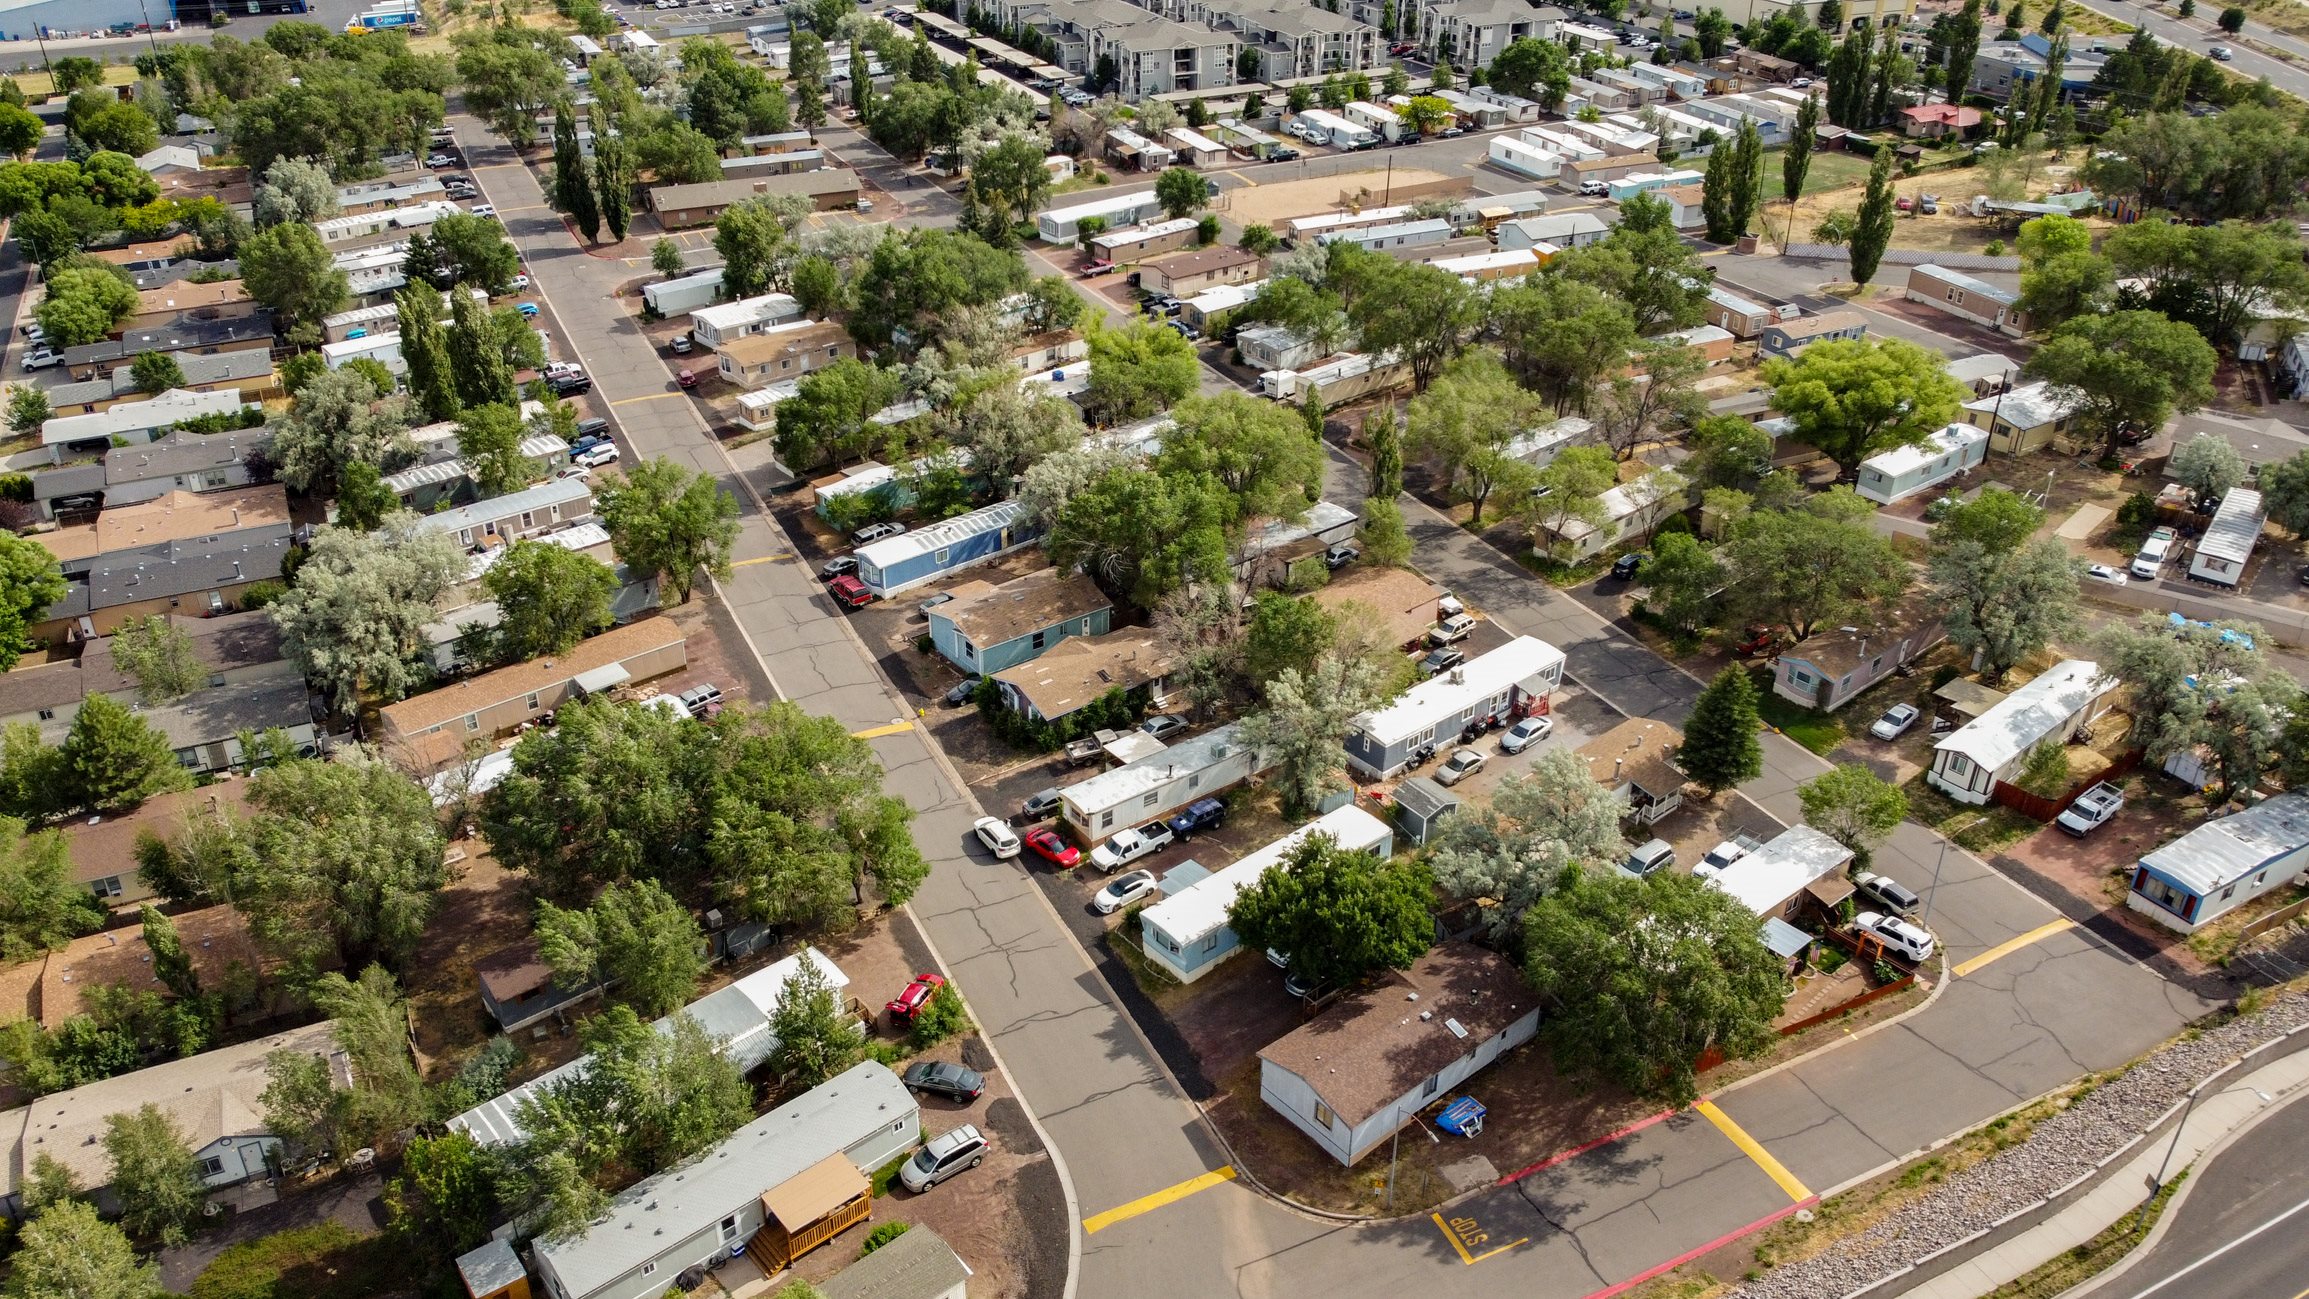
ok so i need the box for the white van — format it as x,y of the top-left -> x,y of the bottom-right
2131,526 -> 2177,580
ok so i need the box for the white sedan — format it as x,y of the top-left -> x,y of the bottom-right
1869,703 -> 1921,741
2085,563 -> 2129,586
1500,715 -> 1553,753
973,816 -> 1021,859
574,443 -> 621,469
1093,869 -> 1158,915
510,273 -> 531,291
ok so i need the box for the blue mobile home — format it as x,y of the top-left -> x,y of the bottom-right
1137,804 -> 1395,983
854,500 -> 1040,598
925,567 -> 1112,676
2128,793 -> 2309,934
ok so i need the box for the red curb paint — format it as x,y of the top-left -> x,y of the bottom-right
1497,1105 -> 1682,1185
1581,1199 -> 1818,1299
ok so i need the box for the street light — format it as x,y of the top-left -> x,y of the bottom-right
1384,1104 -> 1440,1211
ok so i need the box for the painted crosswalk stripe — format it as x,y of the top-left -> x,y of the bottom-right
1695,1100 -> 1811,1203
1952,917 -> 2076,978
1082,1167 -> 1236,1234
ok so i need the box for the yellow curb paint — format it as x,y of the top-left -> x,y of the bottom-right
1696,1100 -> 1812,1203
849,721 -> 917,740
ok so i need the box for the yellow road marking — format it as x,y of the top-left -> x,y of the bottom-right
1082,1166 -> 1236,1234
1952,918 -> 2076,978
1220,168 -> 1253,186
849,721 -> 916,739
611,392 -> 686,406
728,554 -> 791,567
1695,1100 -> 1811,1203
1431,1212 -> 1528,1264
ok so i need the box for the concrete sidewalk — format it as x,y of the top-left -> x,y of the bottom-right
1893,1046 -> 2309,1299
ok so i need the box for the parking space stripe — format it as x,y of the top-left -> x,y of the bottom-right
1081,1166 -> 1236,1234
1498,1104 -> 1680,1184
1952,917 -> 2076,979
1694,1100 -> 1811,1203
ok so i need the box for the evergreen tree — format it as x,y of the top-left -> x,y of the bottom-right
1702,141 -> 1737,243
448,291 -> 516,409
59,694 -> 189,813
396,285 -> 459,423
1728,118 -> 1764,238
555,108 -> 601,243
337,461 -> 398,533
1679,665 -> 1763,794
1826,24 -> 1873,126
1783,91 -> 1820,212
1366,408 -> 1403,500
1944,0 -> 1984,105
140,905 -> 200,1002
594,123 -> 634,243
767,956 -> 862,1087
1867,22 -> 1899,124
4,1201 -> 165,1299
1848,145 -> 1898,287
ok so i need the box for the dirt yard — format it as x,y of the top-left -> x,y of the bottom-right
1225,167 -> 1458,229
1771,146 -> 2101,256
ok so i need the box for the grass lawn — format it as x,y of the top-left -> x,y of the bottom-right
1902,770 -> 2043,855
4,62 -> 140,97
190,1223 -> 405,1299
1753,669 -> 1845,755
1792,149 -> 1876,197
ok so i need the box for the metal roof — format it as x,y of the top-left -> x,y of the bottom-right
2141,793 -> 2309,894
1933,660 -> 2109,774
1060,722 -> 1258,819
534,1062 -> 915,1299
855,500 -> 1027,569
1705,826 -> 1852,916
1351,636 -> 1567,749
1140,804 -> 1394,945
2197,486 -> 2266,566
1859,423 -> 1987,480
412,478 -> 593,537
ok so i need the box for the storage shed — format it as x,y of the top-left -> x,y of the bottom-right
1855,424 -> 1988,505
1138,804 -> 1395,983
2129,792 -> 2309,933
1061,721 -> 1271,841
854,501 -> 1039,597
2187,486 -> 2265,587
1390,775 -> 1463,846
1344,636 -> 1567,778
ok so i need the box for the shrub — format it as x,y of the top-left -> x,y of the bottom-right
234,580 -> 287,610
906,981 -> 969,1050
861,1221 -> 911,1257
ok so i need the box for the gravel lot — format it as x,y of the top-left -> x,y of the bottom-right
1727,990 -> 2309,1298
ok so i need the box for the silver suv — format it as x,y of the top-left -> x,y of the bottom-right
900,1125 -> 987,1192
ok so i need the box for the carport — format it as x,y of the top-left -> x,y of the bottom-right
1934,677 -> 2007,721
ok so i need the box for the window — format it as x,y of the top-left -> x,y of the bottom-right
1101,810 -> 1115,829
36,708 -> 52,721
2222,883 -> 2237,900
521,512 -> 535,530
936,548 -> 951,564
197,1156 -> 226,1177
526,693 -> 541,711
1951,290 -> 1965,305
1313,1101 -> 1336,1128
464,713 -> 480,732
1789,668 -> 1812,686
1422,1073 -> 1439,1098
720,1215 -> 740,1242
1031,630 -> 1047,650
1201,933 -> 1219,952
1143,791 -> 1159,808
92,875 -> 124,898
1187,772 -> 1201,791
641,1263 -> 657,1278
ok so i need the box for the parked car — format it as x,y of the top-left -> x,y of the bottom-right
20,348 -> 61,370
1090,821 -> 1176,871
1622,839 -> 1675,877
1855,910 -> 1935,962
510,274 -> 530,291
1734,625 -> 1779,656
1428,612 -> 1477,645
1024,827 -> 1079,867
943,674 -> 983,705
425,153 -> 455,167
678,682 -> 724,716
1500,715 -> 1554,753
1324,542 -> 1360,570
1020,788 -> 1063,821
885,972 -> 947,1026
1917,194 -> 1939,215
1791,75 -> 1813,87
1610,551 -> 1648,581
574,443 -> 620,468
917,592 -> 954,616
1435,748 -> 1487,786
670,333 -> 694,354
1093,869 -> 1159,914
973,816 -> 1022,858
2085,563 -> 2129,586
547,371 -> 592,397
1166,797 -> 1225,839
676,368 -> 699,389
1869,702 -> 1921,741
472,204 -> 497,219
1578,178 -> 1609,196
901,1061 -> 985,1102
1419,646 -> 1465,677
1283,968 -> 1328,1000
574,417 -> 611,443
900,1124 -> 987,1192
2056,781 -> 2126,836
1854,871 -> 1921,915
2210,44 -> 2234,59
819,556 -> 859,580
516,302 -> 540,318
1140,713 -> 1188,741
852,520 -> 907,546
1697,838 -> 1754,876
828,575 -> 874,608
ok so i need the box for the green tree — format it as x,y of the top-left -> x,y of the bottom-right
553,107 -> 600,242
108,615 -> 204,705
1487,36 -> 1572,107
1680,663 -> 1766,800
1796,763 -> 1908,867
238,220 -> 347,341
2219,5 -> 2245,30
0,533 -> 67,672
713,196 -> 790,299
1524,868 -> 1785,1104
1763,336 -> 1967,479
1934,485 -> 2044,555
1085,319 -> 1200,424
270,519 -> 465,716
1725,489 -> 1910,639
2103,219 -> 2309,347
1522,445 -> 1618,560
1428,748 -> 1627,937
596,458 -> 740,605
1244,592 -> 1336,683
103,1105 -> 207,1246
127,351 -> 185,395
594,124 -> 634,242
7,385 -> 51,438
395,285 -> 460,423
235,756 -> 448,972
385,1133 -> 501,1266
1240,223 -> 1281,256
1945,0 -> 1985,106
774,358 -> 903,470
1154,165 -> 1206,219
1241,653 -> 1386,817
791,254 -> 842,317
20,1152 -> 80,1216
481,540 -> 617,664
36,266 -> 140,346
432,210 -> 521,296
1405,348 -> 1545,525
59,694 -> 190,814
535,879 -> 706,1017
1350,258 -> 1481,394
448,287 -> 516,409
1640,531 -> 1726,638
1157,392 -> 1327,527
2260,450 -> 2309,537
0,817 -> 103,962
2022,310 -> 2217,459
1701,133 -> 1741,244
272,367 -> 415,498
1938,536 -> 2090,681
768,952 -> 864,1086
1552,197 -> 1712,334
1226,835 -> 1434,990
451,401 -> 526,499
251,158 -> 337,228
2169,432 -> 2250,513
3,1200 -> 165,1299
1358,496 -> 1414,567
651,237 -> 685,278
1783,91 -> 1820,217
1847,145 -> 1898,286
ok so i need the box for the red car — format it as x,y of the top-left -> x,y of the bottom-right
886,972 -> 947,1026
677,368 -> 698,389
1024,827 -> 1079,868
828,575 -> 874,609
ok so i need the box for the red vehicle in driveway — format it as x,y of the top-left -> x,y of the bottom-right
677,368 -> 698,389
828,575 -> 874,609
1024,827 -> 1079,868
886,972 -> 947,1026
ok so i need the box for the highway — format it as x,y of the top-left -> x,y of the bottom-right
2072,0 -> 2309,100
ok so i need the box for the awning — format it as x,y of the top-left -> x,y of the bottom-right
1805,875 -> 1856,910
760,1152 -> 869,1228
1760,916 -> 1813,959
571,663 -> 631,695
1934,678 -> 2008,718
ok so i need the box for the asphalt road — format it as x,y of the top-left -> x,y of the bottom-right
2085,1082 -> 2309,1298
2071,0 -> 2309,100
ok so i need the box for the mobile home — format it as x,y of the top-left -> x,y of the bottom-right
1345,100 -> 1404,141
1927,660 -> 2115,805
1344,636 -> 1567,778
1488,136 -> 1565,180
1061,721 -> 1272,843
1854,423 -> 1988,505
2128,793 -> 2309,934
642,268 -> 725,317
2188,486 -> 2266,587
1317,218 -> 1452,253
1296,108 -> 1377,149
1036,190 -> 1167,244
853,500 -> 1039,597
1138,804 -> 1394,983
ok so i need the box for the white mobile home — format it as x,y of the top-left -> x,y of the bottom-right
689,293 -> 805,351
1283,205 -> 1416,242
1236,324 -> 1323,373
643,268 -> 725,317
1704,825 -> 1854,923
1318,218 -> 1452,253
1533,469 -> 1693,559
1497,212 -> 1609,250
1296,108 -> 1377,149
1467,86 -> 1541,121
1521,128 -> 1601,162
1345,636 -> 1567,778
1138,804 -> 1395,983
1488,136 -> 1565,180
2187,486 -> 2265,587
1928,660 -> 2115,805
1346,100 -> 1404,141
1060,722 -> 1271,842
1854,423 -> 1988,505
1036,190 -> 1167,244
2129,793 -> 2309,934
1164,127 -> 1229,167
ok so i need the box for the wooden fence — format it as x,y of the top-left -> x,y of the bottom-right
1991,748 -> 2144,823
2238,896 -> 2309,944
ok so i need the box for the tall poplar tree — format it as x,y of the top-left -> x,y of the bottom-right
553,106 -> 601,243
1944,0 -> 1984,105
395,286 -> 460,423
1728,118 -> 1764,238
593,119 -> 634,243
1848,145 -> 1898,288
448,291 -> 516,409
